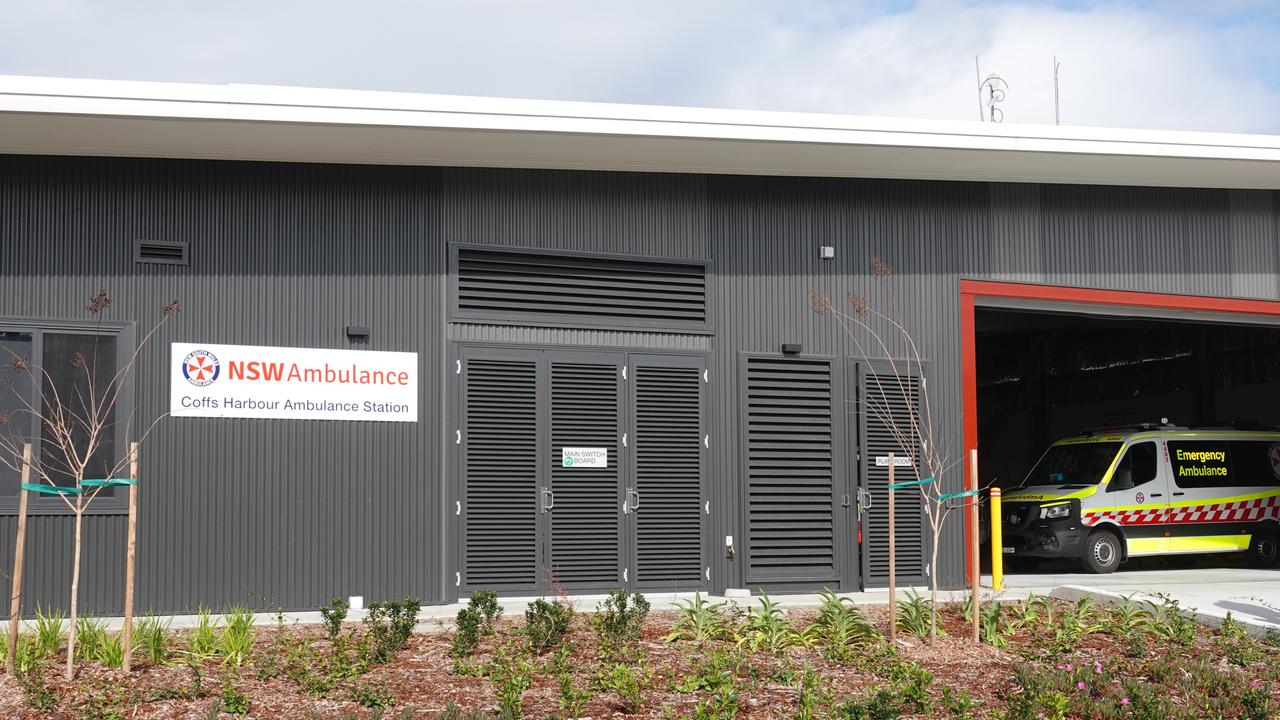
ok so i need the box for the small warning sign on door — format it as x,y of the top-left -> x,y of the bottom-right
562,447 -> 608,468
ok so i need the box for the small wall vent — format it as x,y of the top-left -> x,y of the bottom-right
135,239 -> 189,266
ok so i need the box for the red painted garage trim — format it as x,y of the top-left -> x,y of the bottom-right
958,279 -> 1280,580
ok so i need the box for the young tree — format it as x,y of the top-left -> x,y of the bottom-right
809,257 -> 965,642
0,291 -> 180,679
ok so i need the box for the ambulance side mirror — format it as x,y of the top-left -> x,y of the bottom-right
1109,468 -> 1134,492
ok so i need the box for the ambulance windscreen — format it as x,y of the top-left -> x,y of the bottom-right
1020,442 -> 1122,488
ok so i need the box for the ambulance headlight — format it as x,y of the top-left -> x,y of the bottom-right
1040,503 -> 1071,520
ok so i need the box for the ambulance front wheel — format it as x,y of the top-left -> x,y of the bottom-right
1082,530 -> 1121,574
1246,526 -> 1279,569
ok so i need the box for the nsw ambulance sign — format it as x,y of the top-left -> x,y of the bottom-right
171,342 -> 417,422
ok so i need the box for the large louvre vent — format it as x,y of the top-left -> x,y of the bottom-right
453,246 -> 708,329
861,368 -> 927,585
135,239 -> 189,266
634,363 -> 703,585
463,357 -> 540,589
743,357 -> 839,584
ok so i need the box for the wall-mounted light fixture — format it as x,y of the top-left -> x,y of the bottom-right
345,325 -> 371,341
819,246 -> 835,259
781,343 -> 802,355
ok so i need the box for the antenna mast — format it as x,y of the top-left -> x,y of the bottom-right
1053,56 -> 1061,125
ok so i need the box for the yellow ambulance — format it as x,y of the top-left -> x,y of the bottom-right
1000,425 -> 1280,573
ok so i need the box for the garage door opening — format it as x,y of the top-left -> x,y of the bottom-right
976,307 -> 1280,493
959,280 -> 1280,575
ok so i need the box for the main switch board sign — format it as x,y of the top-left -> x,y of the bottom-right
562,447 -> 608,468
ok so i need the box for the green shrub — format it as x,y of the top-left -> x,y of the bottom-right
591,589 -> 651,643
493,656 -> 535,719
737,591 -> 804,655
594,662 -> 649,713
351,681 -> 395,710
667,592 -> 729,642
833,687 -> 900,720
220,678 -> 251,718
470,589 -> 503,633
320,597 -> 349,640
693,683 -> 740,720
558,672 -> 592,718
14,634 -> 47,674
524,598 -> 573,652
451,607 -> 483,658
363,596 -> 421,664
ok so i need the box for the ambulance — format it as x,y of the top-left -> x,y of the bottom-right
1000,425 -> 1280,573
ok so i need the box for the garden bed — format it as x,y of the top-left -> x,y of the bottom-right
2,589 -> 1278,719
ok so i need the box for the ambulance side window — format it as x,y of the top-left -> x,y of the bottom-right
1228,441 -> 1280,488
1168,441 -> 1233,489
1108,441 -> 1157,492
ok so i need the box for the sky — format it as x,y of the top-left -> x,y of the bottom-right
2,0 -> 1278,134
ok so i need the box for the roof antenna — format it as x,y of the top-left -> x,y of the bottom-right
1053,56 -> 1062,125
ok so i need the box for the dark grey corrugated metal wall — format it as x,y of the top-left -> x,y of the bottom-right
1,155 -> 1276,612
0,156 -> 446,613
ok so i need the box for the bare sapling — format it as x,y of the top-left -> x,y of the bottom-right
0,290 -> 180,679
809,257 -> 967,643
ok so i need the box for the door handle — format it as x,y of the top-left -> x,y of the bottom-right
629,488 -> 641,511
1172,492 -> 1185,497
541,487 -> 555,511
1148,493 -> 1163,498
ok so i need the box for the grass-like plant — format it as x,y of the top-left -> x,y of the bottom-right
737,591 -> 804,655
895,590 -> 940,638
803,589 -> 879,660
96,631 -> 126,668
75,615 -> 107,661
219,606 -> 255,667
134,614 -> 173,666
666,592 -> 729,642
189,606 -> 219,657
32,605 -> 66,656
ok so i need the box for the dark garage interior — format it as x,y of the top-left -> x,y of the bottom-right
976,306 -> 1280,494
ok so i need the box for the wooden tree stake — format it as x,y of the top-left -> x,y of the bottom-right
6,443 -> 31,675
887,452 -> 896,646
122,442 -> 139,672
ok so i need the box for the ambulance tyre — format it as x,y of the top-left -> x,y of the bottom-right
1246,526 -> 1279,569
1082,530 -> 1121,574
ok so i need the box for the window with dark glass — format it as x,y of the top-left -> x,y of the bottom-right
1107,441 -> 1157,492
1168,441 -> 1234,489
0,323 -> 127,513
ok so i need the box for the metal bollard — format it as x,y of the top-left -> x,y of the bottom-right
990,487 -> 1004,590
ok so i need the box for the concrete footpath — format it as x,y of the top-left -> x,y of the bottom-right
69,566 -> 1280,637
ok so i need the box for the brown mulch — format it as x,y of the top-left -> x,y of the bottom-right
0,599 -> 1270,719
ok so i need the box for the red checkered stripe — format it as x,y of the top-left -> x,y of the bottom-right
1083,494 -> 1280,527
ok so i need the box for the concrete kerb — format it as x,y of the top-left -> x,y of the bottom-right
67,586 -> 1045,634
1049,584 -> 1280,640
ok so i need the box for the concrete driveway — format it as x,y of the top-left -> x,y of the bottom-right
993,554 -> 1280,635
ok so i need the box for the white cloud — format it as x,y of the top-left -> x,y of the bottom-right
0,0 -> 1277,133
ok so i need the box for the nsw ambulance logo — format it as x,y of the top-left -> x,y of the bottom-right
182,349 -> 220,387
